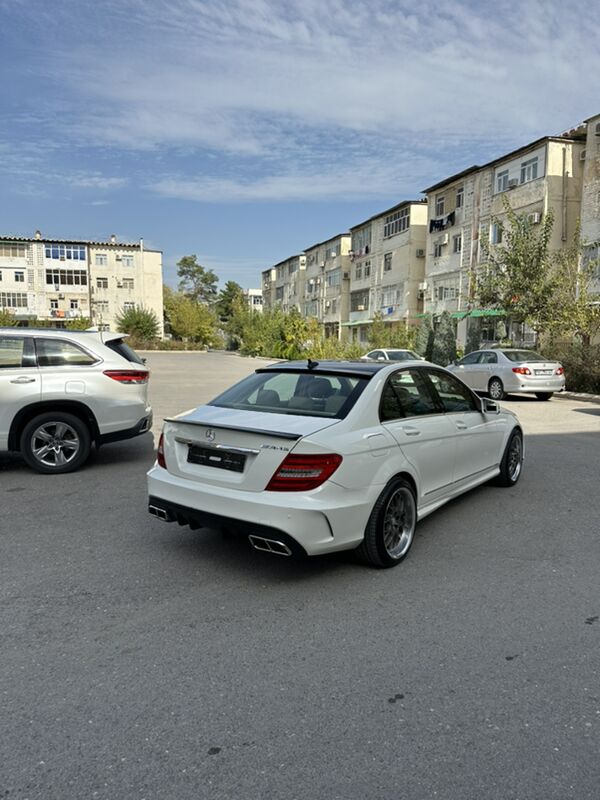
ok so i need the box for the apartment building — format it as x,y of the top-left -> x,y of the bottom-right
0,232 -> 164,336
268,254 -> 306,313
580,113 -> 600,295
243,288 -> 263,312
423,134 -> 585,345
345,201 -> 427,343
303,234 -> 351,339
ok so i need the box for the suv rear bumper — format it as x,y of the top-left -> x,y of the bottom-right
99,411 -> 153,444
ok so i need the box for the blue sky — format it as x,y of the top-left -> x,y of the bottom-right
1,0 -> 599,289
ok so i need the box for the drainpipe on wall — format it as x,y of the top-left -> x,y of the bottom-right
561,147 -> 568,242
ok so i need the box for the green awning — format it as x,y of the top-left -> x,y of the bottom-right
451,311 -> 469,319
469,309 -> 506,317
341,319 -> 373,327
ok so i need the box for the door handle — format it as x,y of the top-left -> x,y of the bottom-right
455,421 -> 468,430
402,426 -> 421,436
10,377 -> 36,384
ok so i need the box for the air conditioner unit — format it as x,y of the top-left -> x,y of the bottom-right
580,149 -> 587,161
438,234 -> 449,245
416,249 -> 425,258
508,178 -> 519,188
319,261 -> 325,268
418,281 -> 428,290
325,300 -> 331,308
58,293 -> 65,299
343,271 -> 350,279
316,277 -> 321,284
116,282 -> 123,288
357,304 -> 365,311
115,256 -> 122,261
54,285 -> 60,291
527,212 -> 540,224
308,278 -> 315,285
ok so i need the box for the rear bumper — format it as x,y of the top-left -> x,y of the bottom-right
99,410 -> 153,444
146,464 -> 376,556
508,379 -> 565,394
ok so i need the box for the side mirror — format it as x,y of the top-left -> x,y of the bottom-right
377,356 -> 385,361
482,397 -> 500,414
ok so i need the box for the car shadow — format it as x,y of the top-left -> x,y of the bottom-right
573,407 -> 600,416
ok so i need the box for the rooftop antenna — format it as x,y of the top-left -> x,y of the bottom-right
307,358 -> 319,370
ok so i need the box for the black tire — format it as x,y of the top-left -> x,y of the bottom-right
535,392 -> 553,401
20,412 -> 91,474
494,429 -> 523,487
488,377 -> 506,401
358,478 -> 417,568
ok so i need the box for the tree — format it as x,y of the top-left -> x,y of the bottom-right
167,294 -> 217,345
115,305 -> 159,341
65,317 -> 91,331
177,255 -> 218,304
216,281 -> 245,323
431,312 -> 457,365
368,312 -> 388,349
414,314 -> 434,361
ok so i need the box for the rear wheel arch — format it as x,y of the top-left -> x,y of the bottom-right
8,401 -> 100,451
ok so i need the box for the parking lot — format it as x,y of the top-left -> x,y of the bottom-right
2,352 -> 600,799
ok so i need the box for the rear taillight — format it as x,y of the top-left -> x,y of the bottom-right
555,367 -> 564,375
266,453 -> 343,492
512,367 -> 531,375
103,369 -> 149,384
157,432 -> 167,469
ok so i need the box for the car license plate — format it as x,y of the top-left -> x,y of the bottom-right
535,369 -> 553,375
187,445 -> 246,472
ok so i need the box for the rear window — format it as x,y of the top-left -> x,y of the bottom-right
105,338 -> 145,365
501,350 -> 547,363
209,370 -> 369,418
387,351 -> 418,361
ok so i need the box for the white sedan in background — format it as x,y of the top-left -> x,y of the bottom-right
361,348 -> 424,362
148,360 -> 523,568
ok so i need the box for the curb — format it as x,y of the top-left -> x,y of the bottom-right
555,391 -> 600,405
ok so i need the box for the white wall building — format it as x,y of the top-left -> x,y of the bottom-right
0,232 -> 164,336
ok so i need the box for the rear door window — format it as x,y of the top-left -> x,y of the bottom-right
426,370 -> 479,413
380,369 -> 441,421
35,338 -> 98,367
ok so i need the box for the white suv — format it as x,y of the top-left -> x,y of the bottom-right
0,327 -> 152,473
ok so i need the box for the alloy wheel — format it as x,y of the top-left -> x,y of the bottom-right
30,421 -> 80,468
382,486 -> 416,559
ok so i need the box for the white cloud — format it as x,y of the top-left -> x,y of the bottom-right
8,0 -> 600,200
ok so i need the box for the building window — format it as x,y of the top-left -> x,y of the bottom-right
0,271 -> 2,282
350,290 -> 369,312
96,277 -> 108,289
383,207 -> 410,237
351,227 -> 371,255
45,269 -> 88,286
383,253 -> 392,272
120,255 -> 134,267
122,278 -> 134,289
490,223 -> 503,245
455,187 -> 464,209
434,243 -> 443,258
45,244 -> 86,260
70,299 -> 79,310
381,285 -> 401,307
50,299 -> 59,310
0,243 -> 27,258
0,291 -> 28,308
355,264 -> 362,280
435,194 -> 445,216
95,300 -> 109,312
453,234 -> 462,254
496,170 -> 509,193
520,157 -> 538,184
326,268 -> 341,288
95,253 -> 108,266
364,260 -> 371,278
123,301 -> 135,311
14,271 -> 25,282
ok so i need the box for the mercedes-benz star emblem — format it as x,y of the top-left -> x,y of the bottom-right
205,429 -> 216,442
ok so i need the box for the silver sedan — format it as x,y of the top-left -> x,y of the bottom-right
447,349 -> 565,400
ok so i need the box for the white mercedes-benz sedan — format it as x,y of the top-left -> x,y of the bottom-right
147,360 -> 523,568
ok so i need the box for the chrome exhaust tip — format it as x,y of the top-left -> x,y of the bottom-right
148,504 -> 171,522
248,535 -> 292,557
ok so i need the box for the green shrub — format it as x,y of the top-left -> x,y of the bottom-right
543,343 -> 600,393
115,305 -> 159,340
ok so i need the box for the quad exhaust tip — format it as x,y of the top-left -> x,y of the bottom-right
248,535 -> 292,557
149,504 -> 171,522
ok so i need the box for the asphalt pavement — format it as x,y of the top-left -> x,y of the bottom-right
1,352 -> 599,799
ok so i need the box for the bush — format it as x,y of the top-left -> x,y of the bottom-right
115,305 -> 159,340
431,312 -> 457,366
543,343 -> 600,393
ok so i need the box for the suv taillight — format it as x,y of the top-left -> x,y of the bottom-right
103,369 -> 149,384
157,433 -> 167,469
512,367 -> 531,375
266,453 -> 342,491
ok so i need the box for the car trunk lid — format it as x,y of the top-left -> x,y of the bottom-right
162,405 -> 341,491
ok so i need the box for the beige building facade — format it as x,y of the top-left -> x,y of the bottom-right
0,232 -> 164,336
303,234 -> 351,339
